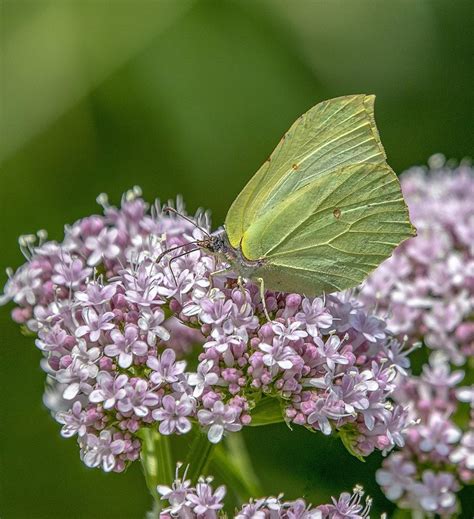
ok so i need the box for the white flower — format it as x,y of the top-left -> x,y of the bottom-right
138,308 -> 170,345
197,401 -> 242,443
85,228 -> 120,266
188,360 -> 219,397
259,339 -> 295,371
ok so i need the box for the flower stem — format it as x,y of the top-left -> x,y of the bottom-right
225,433 -> 263,496
185,428 -> 216,483
212,433 -> 263,500
138,428 -> 174,505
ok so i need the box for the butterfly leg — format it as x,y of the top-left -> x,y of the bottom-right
209,267 -> 232,282
236,276 -> 248,299
256,277 -> 271,321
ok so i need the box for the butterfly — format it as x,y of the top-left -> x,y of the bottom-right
164,95 -> 415,319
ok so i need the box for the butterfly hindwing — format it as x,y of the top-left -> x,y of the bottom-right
242,163 -> 415,295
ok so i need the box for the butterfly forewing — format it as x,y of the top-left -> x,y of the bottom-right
225,95 -> 387,248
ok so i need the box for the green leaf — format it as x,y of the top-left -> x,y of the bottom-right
20,324 -> 36,337
338,424 -> 366,462
249,396 -> 285,426
391,508 -> 421,519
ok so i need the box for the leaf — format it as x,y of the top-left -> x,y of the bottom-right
338,424 -> 366,463
20,324 -> 36,337
249,396 -> 285,426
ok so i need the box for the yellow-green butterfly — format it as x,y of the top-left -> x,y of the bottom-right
166,95 -> 415,318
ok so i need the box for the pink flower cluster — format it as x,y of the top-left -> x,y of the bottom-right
157,464 -> 375,519
363,156 -> 474,516
376,353 -> 473,516
360,155 -> 474,366
1,188 -> 410,472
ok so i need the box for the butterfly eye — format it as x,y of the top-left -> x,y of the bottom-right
197,238 -> 210,249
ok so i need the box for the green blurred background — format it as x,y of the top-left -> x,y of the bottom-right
0,1 -> 473,517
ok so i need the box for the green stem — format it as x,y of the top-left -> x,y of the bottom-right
211,434 -> 263,500
185,428 -> 216,483
225,433 -> 263,496
138,428 -> 174,505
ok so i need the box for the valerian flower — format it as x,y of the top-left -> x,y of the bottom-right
361,155 -> 474,366
1,188 -> 412,472
116,379 -> 160,418
375,453 -> 416,501
157,463 -> 192,516
89,372 -> 128,409
52,256 -> 92,289
186,479 -> 226,516
376,353 -> 472,515
153,394 -> 195,435
75,307 -> 115,342
104,325 -> 148,368
85,227 -> 121,266
369,158 -> 474,516
188,360 -> 219,398
197,400 -> 242,443
80,430 -> 126,472
159,465 -> 377,519
147,349 -> 186,387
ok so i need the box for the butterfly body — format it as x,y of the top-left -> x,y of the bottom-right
198,228 -> 265,281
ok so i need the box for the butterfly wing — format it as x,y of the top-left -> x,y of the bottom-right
225,94 -> 387,248
242,162 -> 415,295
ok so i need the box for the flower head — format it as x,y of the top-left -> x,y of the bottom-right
1,188 -> 412,473
153,394 -> 195,435
104,325 -> 148,368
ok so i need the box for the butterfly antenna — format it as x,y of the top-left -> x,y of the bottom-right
168,248 -> 200,285
156,241 -> 200,264
156,207 -> 210,265
162,206 -> 211,238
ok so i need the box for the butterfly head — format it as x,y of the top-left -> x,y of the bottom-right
197,228 -> 228,255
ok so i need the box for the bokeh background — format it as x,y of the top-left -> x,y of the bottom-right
1,1 -> 473,518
